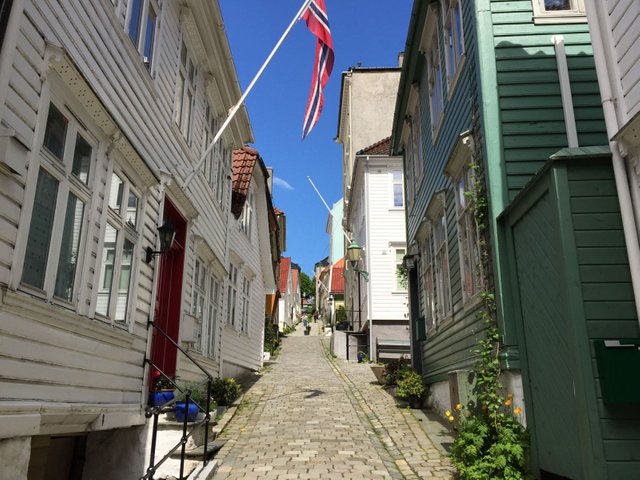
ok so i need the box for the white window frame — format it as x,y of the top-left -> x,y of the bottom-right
19,101 -> 96,308
391,169 -> 405,208
419,236 -> 436,330
433,210 -> 452,320
126,0 -> 160,71
175,39 -> 197,142
227,264 -> 238,327
239,275 -> 251,335
203,104 -> 224,202
95,170 -> 142,326
427,33 -> 444,138
240,188 -> 254,240
442,0 -> 465,92
531,0 -> 586,24
394,247 -> 407,291
191,257 -> 221,357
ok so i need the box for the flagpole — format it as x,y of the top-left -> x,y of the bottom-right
307,176 -> 352,243
182,0 -> 314,191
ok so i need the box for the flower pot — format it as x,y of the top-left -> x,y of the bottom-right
175,402 -> 199,422
148,390 -> 174,407
357,352 -> 366,363
370,365 -> 386,384
408,395 -> 423,409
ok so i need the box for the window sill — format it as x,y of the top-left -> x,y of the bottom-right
391,290 -> 408,295
462,292 -> 483,312
532,14 -> 587,25
388,207 -> 405,212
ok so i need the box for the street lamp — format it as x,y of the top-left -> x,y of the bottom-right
346,240 -> 369,333
145,221 -> 176,263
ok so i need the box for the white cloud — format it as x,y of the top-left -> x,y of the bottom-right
273,176 -> 294,191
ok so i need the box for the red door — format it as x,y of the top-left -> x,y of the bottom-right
150,198 -> 186,380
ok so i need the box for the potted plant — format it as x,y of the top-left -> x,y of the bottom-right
211,377 -> 242,416
174,381 -> 209,422
148,370 -> 175,407
357,351 -> 368,363
395,369 -> 427,409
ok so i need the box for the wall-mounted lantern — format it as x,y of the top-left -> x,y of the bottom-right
145,221 -> 176,263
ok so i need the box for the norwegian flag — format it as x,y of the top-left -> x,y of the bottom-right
301,0 -> 334,139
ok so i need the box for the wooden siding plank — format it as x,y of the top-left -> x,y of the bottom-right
579,265 -> 632,283
574,230 -> 626,247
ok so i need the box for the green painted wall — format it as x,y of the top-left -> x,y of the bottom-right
568,161 -> 640,478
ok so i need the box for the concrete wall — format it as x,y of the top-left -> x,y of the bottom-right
331,330 -> 348,359
0,437 -> 30,480
82,426 -> 148,480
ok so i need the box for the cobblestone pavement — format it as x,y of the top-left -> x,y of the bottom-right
214,327 -> 455,479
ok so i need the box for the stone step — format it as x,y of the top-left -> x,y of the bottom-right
169,441 -> 225,460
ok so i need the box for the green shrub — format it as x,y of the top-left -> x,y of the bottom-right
211,377 -> 241,406
382,356 -> 409,385
264,318 -> 280,354
395,369 -> 426,400
334,305 -> 347,326
175,380 -> 210,407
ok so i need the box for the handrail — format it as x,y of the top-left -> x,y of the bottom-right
142,322 -> 214,479
147,320 -> 213,380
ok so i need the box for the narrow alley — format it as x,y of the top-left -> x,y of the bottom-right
214,325 -> 455,479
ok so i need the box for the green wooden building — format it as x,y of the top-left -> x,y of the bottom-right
392,1 -> 640,478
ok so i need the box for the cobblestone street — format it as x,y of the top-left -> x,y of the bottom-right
214,325 -> 455,479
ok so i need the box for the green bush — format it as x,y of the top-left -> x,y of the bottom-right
264,318 -> 280,354
211,377 -> 242,406
395,369 -> 426,400
334,305 -> 347,326
175,380 -> 210,407
382,356 -> 409,385
450,411 -> 529,480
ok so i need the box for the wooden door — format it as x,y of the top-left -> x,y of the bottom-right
150,198 -> 186,379
510,189 -> 583,479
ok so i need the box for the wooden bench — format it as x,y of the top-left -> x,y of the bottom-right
376,339 -> 411,361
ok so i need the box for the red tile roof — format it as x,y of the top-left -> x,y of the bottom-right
330,257 -> 345,294
279,257 -> 291,294
274,207 -> 284,215
357,136 -> 391,156
231,147 -> 259,218
291,267 -> 299,293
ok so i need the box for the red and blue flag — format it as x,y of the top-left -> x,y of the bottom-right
301,0 -> 334,139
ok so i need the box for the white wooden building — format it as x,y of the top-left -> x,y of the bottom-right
0,0 -> 256,478
220,146 -> 277,378
277,256 -> 293,332
336,67 -> 409,361
585,0 -> 640,315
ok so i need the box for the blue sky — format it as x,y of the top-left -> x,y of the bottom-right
219,0 -> 413,276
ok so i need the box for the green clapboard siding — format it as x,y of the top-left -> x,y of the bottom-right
568,160 -> 640,475
490,0 -> 608,201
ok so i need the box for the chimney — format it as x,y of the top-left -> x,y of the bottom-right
398,52 -> 405,68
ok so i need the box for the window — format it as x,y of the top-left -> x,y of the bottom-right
419,238 -> 435,329
433,212 -> 452,318
227,264 -> 238,327
128,0 -> 159,70
241,189 -> 254,239
22,102 -> 94,304
191,258 -> 221,356
411,98 -> 424,185
239,276 -> 251,334
443,0 -> 464,87
391,170 -> 404,208
427,35 -> 444,134
175,40 -> 197,141
531,0 -> 586,23
455,165 -> 483,300
96,172 -> 140,323
395,248 -> 406,290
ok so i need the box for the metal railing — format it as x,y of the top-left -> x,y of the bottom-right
141,321 -> 213,480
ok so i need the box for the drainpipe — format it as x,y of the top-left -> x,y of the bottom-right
585,0 -> 640,326
364,156 -> 374,361
552,36 -> 579,148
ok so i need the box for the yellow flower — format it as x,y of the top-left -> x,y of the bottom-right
505,399 -> 512,407
455,404 -> 462,411
514,407 -> 522,415
481,404 -> 487,411
507,393 -> 513,399
445,410 -> 451,417
448,415 -> 455,422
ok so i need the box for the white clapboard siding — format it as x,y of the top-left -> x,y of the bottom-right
608,0 -> 640,118
363,159 -> 408,320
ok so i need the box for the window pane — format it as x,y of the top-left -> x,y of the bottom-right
128,0 -> 143,44
22,169 -> 59,289
143,4 -> 157,68
544,0 -> 571,10
54,193 -> 85,300
72,135 -> 92,184
115,238 -> 134,322
43,104 -> 68,160
96,224 -> 118,316
109,173 -> 124,213
126,190 -> 139,228
393,184 -> 403,207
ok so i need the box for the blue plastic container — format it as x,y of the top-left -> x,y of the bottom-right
175,402 -> 199,422
148,390 -> 174,407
